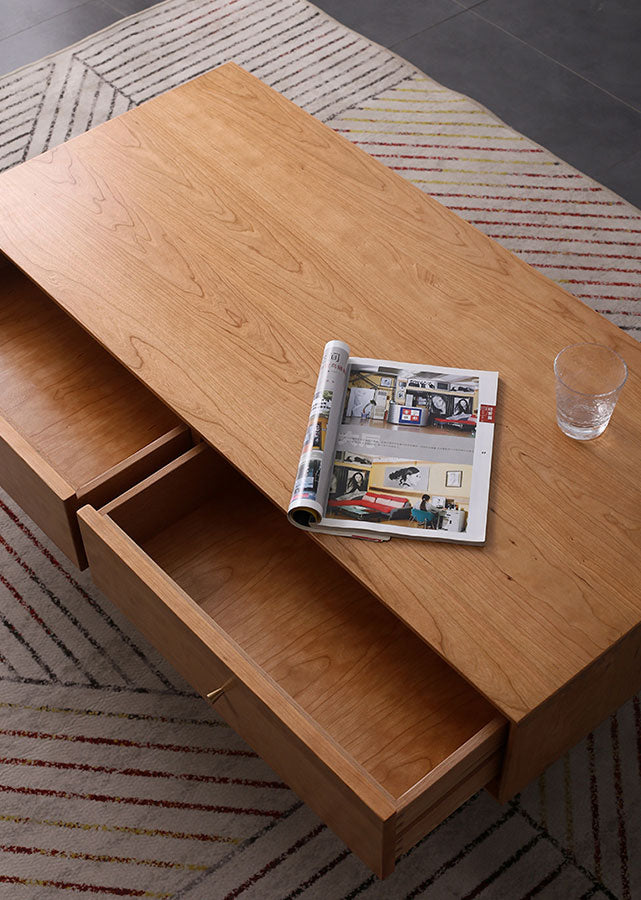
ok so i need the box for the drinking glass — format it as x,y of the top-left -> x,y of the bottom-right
554,343 -> 627,440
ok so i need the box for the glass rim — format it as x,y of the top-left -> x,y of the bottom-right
554,342 -> 628,398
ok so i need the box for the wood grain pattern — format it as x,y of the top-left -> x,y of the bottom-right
498,618 -> 641,798
78,500 -> 397,877
0,415 -> 84,566
395,717 -> 507,856
0,261 -> 190,566
1,63 -> 640,724
0,261 -> 180,489
98,442 -> 231,544
76,424 -> 192,509
99,444 -> 502,798
79,443 -> 506,874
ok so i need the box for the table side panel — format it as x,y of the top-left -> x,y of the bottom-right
498,617 -> 641,799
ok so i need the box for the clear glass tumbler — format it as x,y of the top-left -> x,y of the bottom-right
554,343 -> 627,440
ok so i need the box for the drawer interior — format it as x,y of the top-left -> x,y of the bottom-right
0,261 -> 180,492
103,446 -> 502,800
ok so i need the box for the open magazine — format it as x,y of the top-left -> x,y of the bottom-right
288,341 -> 498,544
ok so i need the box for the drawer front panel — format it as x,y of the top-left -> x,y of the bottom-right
395,719 -> 506,857
0,421 -> 192,570
78,505 -> 397,877
0,416 -> 84,566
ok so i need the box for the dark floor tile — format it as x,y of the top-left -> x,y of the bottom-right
599,148 -> 641,210
103,0 -> 159,16
392,11 -> 641,184
0,0 -> 121,77
0,0 -> 92,40
315,0 -> 462,47
476,0 -> 641,112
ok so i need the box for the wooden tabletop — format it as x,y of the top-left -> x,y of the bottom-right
1,62 -> 639,724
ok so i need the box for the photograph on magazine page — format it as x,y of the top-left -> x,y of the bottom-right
325,364 -> 480,533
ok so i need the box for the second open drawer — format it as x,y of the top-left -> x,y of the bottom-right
0,257 -> 192,567
78,443 -> 507,877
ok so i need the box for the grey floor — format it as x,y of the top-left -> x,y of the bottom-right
1,0 -> 640,208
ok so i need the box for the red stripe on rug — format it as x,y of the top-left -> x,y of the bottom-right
370,145 -> 547,154
468,220 -> 641,233
0,497 -> 85,585
576,294 -> 639,302
587,731 -> 602,881
0,755 -> 286,788
610,714 -> 631,899
519,249 -> 641,260
460,835 -> 543,899
448,205 -> 640,221
633,696 -> 641,786
562,279 -> 640,287
223,822 -> 326,899
0,571 -> 50,630
535,264 -> 641,274
0,875 -> 168,897
0,844 -> 204,872
431,182 -> 605,192
363,165 -> 583,178
405,179 -> 604,193
0,698 -> 223,729
429,192 -> 624,205
0,727 -> 256,757
0,811 -> 238,844
385,160 -> 553,169
0,783 -> 282,817
486,234 -> 641,247
287,848 -> 352,898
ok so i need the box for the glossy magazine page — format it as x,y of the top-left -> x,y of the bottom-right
287,340 -> 350,529
288,342 -> 498,544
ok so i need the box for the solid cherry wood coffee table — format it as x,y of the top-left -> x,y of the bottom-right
1,62 -> 640,877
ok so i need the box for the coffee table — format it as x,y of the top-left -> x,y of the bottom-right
1,62 -> 640,877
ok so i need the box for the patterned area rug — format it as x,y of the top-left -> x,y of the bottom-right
1,0 -> 640,897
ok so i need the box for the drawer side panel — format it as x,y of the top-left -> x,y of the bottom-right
498,619 -> 641,800
0,416 -> 84,567
76,425 -> 193,511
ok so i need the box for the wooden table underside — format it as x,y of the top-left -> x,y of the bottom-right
1,62 -> 640,797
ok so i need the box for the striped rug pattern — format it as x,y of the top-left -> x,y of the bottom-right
0,0 -> 640,897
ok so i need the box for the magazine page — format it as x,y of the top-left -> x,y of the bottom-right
287,340 -> 350,528
320,357 -> 498,544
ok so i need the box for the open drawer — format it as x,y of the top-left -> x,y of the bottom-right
0,257 -> 192,567
78,444 -> 507,877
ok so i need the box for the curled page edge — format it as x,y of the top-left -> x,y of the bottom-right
287,339 -> 350,530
